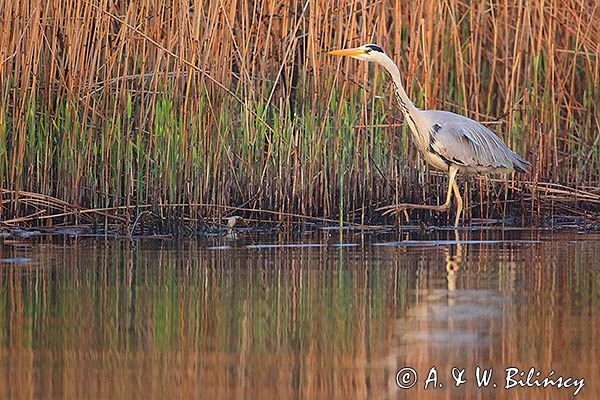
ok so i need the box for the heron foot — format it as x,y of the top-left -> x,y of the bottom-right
376,203 -> 451,217
377,204 -> 412,217
375,204 -> 411,221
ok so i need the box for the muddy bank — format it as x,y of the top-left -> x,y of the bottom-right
1,214 -> 598,240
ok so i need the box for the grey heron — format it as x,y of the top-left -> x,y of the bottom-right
329,44 -> 530,226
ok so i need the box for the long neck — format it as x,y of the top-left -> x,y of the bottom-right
377,54 -> 429,150
378,54 -> 417,117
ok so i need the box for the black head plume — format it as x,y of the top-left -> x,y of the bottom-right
365,44 -> 384,53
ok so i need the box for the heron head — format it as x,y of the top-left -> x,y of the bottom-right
328,44 -> 386,62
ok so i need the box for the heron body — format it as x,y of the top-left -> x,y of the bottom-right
419,110 -> 530,175
329,44 -> 530,226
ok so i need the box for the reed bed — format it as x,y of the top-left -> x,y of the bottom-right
0,0 -> 598,228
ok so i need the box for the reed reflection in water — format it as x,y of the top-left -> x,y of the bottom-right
0,229 -> 598,399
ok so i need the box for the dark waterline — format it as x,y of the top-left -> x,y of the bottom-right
0,229 -> 598,399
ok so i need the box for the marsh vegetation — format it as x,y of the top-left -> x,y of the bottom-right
1,0 -> 598,229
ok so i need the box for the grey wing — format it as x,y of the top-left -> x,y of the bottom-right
424,110 -> 530,174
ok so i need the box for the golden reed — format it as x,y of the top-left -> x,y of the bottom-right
0,0 -> 598,227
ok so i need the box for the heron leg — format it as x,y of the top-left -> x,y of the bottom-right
451,179 -> 463,227
378,166 -> 458,217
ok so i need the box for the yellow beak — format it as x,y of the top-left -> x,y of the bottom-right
327,47 -> 365,57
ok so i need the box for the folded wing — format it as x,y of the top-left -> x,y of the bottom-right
425,110 -> 530,174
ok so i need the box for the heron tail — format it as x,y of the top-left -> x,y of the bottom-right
512,152 -> 531,174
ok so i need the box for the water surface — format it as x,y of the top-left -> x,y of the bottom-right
0,228 -> 598,399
